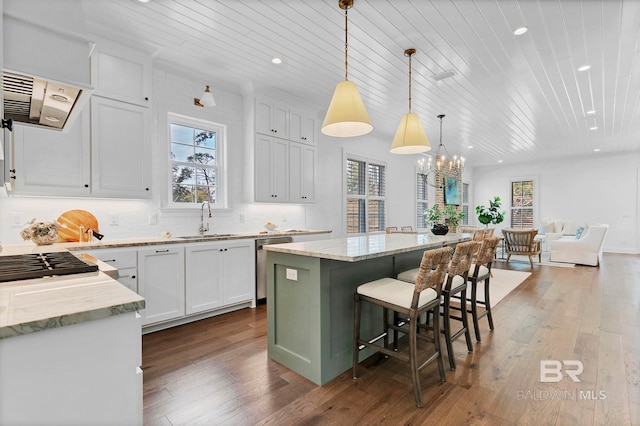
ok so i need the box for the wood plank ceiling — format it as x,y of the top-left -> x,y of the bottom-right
76,0 -> 640,168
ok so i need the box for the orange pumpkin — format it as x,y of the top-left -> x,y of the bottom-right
57,210 -> 100,242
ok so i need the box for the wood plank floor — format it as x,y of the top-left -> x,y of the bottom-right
142,253 -> 640,425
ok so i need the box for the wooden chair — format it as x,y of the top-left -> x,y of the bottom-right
401,226 -> 413,233
457,226 -> 477,234
352,247 -> 452,408
385,226 -> 398,234
502,229 -> 541,267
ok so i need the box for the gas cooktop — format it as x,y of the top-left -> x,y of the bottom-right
0,252 -> 98,283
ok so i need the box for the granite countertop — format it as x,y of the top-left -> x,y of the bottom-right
51,229 -> 333,250
0,246 -> 144,340
263,232 -> 470,262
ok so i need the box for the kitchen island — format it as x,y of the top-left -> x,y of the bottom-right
264,232 -> 470,385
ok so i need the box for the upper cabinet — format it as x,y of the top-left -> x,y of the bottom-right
255,97 -> 289,139
90,97 -> 151,198
289,109 -> 316,146
91,41 -> 152,107
253,96 -> 318,203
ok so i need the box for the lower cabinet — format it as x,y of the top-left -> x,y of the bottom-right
84,241 -> 255,329
186,240 -> 254,315
137,245 -> 186,326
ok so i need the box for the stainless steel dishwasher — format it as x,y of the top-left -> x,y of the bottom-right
255,236 -> 293,304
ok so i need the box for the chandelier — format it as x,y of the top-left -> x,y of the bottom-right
417,114 -> 464,188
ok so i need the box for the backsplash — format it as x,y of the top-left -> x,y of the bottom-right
0,197 -> 309,244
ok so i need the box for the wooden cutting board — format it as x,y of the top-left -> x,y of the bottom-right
57,210 -> 100,242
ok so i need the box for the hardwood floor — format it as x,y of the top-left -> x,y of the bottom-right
142,253 -> 640,425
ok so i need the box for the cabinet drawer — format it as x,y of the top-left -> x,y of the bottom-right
85,248 -> 137,269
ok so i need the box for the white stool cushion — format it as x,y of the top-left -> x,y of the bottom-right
397,269 -> 465,289
357,277 -> 438,309
469,265 -> 489,278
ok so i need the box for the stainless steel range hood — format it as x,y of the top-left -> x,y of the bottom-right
2,15 -> 94,132
2,71 -> 90,130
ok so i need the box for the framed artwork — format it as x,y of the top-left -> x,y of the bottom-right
443,176 -> 460,205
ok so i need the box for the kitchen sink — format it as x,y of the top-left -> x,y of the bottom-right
176,234 -> 237,240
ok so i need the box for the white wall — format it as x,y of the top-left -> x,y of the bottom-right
471,152 -> 640,254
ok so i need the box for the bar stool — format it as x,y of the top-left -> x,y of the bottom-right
466,237 -> 500,341
352,246 -> 452,408
397,241 -> 478,370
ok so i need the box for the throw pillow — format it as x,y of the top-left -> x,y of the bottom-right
542,222 -> 555,234
575,226 -> 585,239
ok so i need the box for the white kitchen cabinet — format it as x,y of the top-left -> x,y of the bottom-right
91,96 -> 152,198
0,311 -> 143,426
91,41 -> 152,107
185,240 -> 254,314
8,111 -> 91,196
85,248 -> 138,293
290,109 -> 316,145
289,142 -> 316,203
255,134 -> 289,202
137,245 -> 185,326
255,97 -> 289,139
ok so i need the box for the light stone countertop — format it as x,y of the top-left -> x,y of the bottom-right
263,232 -> 470,262
0,245 -> 144,340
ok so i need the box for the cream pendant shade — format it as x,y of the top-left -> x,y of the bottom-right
390,112 -> 431,154
321,80 -> 373,137
200,85 -> 216,107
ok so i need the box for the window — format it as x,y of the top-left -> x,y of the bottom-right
416,173 -> 428,229
346,157 -> 386,233
511,179 -> 534,228
169,114 -> 226,207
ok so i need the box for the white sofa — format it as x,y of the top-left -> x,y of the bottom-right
549,224 -> 609,266
538,218 -> 576,250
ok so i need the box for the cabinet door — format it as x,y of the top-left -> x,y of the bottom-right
84,248 -> 138,293
137,246 -> 185,326
222,242 -> 254,305
91,96 -> 151,198
91,43 -> 152,106
185,243 -> 223,314
255,135 -> 289,202
255,97 -> 288,139
289,142 -> 315,203
9,112 -> 90,196
117,267 -> 138,293
290,109 -> 316,145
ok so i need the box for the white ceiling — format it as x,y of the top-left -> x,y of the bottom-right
71,1 -> 640,167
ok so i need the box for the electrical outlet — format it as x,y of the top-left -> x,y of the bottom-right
239,213 -> 245,223
286,268 -> 298,281
282,216 -> 287,223
10,213 -> 23,227
148,213 -> 158,225
109,213 -> 119,226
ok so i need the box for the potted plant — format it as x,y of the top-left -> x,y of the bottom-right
475,196 -> 506,227
424,205 -> 449,235
444,205 -> 465,233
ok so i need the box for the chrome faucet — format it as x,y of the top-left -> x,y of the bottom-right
199,201 -> 212,235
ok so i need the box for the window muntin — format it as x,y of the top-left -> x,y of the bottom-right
416,173 -> 428,229
169,114 -> 225,207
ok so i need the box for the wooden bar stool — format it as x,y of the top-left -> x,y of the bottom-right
397,241 -> 477,370
466,237 -> 500,341
352,247 -> 452,408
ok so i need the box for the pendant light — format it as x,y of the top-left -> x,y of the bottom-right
390,48 -> 431,154
194,85 -> 216,107
321,0 -> 372,138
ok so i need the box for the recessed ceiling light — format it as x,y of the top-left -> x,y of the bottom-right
593,148 -> 601,152
498,160 -> 503,163
467,145 -> 474,149
513,26 -> 528,36
271,58 -> 282,64
578,64 -> 591,72
586,110 -> 596,115
44,116 -> 60,122
138,0 -> 150,3
589,126 -> 598,130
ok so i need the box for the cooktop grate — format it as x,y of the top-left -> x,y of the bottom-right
0,252 -> 98,283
